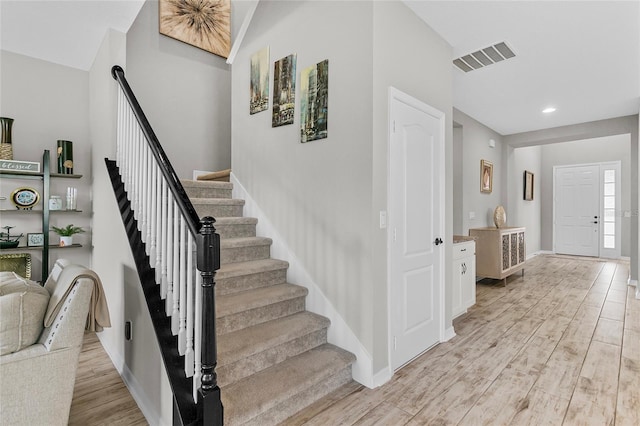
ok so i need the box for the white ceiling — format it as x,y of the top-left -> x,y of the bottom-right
0,0 -> 144,71
405,0 -> 640,135
1,1 -> 639,136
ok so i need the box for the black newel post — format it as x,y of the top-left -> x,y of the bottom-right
197,217 -> 223,425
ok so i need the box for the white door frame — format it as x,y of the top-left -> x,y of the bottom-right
552,161 -> 622,258
386,87 -> 446,371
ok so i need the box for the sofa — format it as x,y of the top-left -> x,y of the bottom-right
0,259 -> 102,425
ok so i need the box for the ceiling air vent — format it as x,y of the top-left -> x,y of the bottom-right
453,42 -> 516,73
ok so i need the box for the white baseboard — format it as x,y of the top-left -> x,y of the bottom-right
629,277 -> 638,287
444,326 -> 456,342
97,334 -> 161,425
230,173 -> 378,389
372,366 -> 393,388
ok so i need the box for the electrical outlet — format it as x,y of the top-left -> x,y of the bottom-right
380,211 -> 387,229
469,211 -> 475,220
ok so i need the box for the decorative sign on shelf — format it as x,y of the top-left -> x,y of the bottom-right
0,159 -> 40,173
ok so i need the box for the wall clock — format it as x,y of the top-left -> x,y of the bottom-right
11,187 -> 40,210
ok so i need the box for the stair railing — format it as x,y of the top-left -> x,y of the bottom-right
111,65 -> 223,426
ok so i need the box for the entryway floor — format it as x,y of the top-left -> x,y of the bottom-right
284,254 -> 639,425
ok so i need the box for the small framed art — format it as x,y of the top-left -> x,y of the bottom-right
27,233 -> 44,247
481,160 -> 493,193
524,170 -> 534,201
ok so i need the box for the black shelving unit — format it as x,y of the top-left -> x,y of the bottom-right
1,150 -> 82,281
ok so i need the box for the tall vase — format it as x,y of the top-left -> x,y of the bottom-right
57,140 -> 73,174
0,117 -> 14,160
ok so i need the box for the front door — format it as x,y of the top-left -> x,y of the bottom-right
554,164 -> 600,256
389,88 -> 444,370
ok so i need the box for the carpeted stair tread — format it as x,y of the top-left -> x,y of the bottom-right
216,283 -> 308,318
215,217 -> 258,227
182,179 -> 233,189
222,344 -> 356,425
217,312 -> 330,366
220,236 -> 272,249
217,258 -> 289,280
190,198 -> 244,206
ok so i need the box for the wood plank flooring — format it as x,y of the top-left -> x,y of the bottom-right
69,332 -> 147,425
286,255 -> 640,425
68,254 -> 638,425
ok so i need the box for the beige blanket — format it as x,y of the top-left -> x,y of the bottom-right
44,264 -> 111,332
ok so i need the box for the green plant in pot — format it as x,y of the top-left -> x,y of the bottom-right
51,224 -> 84,247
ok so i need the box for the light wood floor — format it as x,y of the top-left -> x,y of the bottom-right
285,255 -> 640,425
69,332 -> 147,425
69,254 -> 639,425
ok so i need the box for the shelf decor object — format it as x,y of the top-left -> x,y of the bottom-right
0,226 -> 23,249
27,233 -> 44,247
51,224 -> 85,247
57,140 -> 73,174
0,117 -> 14,160
0,253 -> 31,279
10,187 -> 40,210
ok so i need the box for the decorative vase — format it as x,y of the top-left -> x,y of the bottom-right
59,236 -> 73,247
494,205 -> 506,228
57,140 -> 73,174
0,117 -> 14,160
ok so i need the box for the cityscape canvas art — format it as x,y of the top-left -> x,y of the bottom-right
300,60 -> 329,143
272,54 -> 297,127
250,47 -> 270,114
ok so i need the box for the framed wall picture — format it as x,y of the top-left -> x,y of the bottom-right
524,170 -> 534,200
27,233 -> 44,247
159,0 -> 231,59
480,160 -> 493,193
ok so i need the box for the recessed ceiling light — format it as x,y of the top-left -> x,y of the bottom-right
542,107 -> 557,114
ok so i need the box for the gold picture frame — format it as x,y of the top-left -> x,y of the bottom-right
481,160 -> 493,193
0,253 -> 32,279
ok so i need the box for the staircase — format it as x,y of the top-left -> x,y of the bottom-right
183,179 -> 356,425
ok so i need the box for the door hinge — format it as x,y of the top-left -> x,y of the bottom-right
393,228 -> 397,242
393,120 -> 396,133
394,336 -> 397,350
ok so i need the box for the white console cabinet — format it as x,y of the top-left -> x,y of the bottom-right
452,239 -> 476,318
469,227 -> 526,286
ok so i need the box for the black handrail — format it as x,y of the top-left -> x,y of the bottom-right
111,65 -> 223,425
111,65 -> 201,237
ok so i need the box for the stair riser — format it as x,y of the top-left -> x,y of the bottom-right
184,187 -> 232,199
217,329 -> 327,388
216,268 -> 287,296
215,223 -> 256,239
239,367 -> 353,426
193,204 -> 244,218
217,297 -> 305,334
221,245 -> 270,265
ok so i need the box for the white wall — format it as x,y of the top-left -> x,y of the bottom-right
540,134 -> 631,256
232,0 -> 453,380
232,0 -> 376,373
511,145 -> 542,255
124,0 -> 232,179
453,109 -> 504,234
0,50 -> 91,280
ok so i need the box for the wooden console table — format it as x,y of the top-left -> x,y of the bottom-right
469,227 -> 525,286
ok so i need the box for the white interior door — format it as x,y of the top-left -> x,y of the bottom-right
389,88 -> 444,371
554,164 -> 600,256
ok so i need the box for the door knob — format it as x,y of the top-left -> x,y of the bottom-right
593,221 -> 598,224
434,237 -> 443,246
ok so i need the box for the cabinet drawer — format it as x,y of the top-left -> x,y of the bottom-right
453,241 -> 475,260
